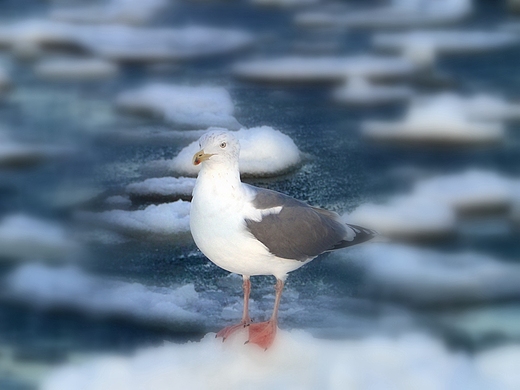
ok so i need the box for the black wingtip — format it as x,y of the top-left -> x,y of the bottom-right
329,224 -> 378,251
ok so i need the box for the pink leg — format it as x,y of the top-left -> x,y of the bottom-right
216,276 -> 252,341
247,278 -> 284,350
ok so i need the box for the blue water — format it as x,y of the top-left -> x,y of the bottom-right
0,0 -> 519,388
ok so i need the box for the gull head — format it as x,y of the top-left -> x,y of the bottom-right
193,130 -> 240,166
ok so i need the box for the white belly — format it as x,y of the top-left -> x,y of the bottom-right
190,185 -> 305,279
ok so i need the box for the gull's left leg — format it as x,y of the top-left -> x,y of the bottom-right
216,275 -> 252,341
247,278 -> 284,350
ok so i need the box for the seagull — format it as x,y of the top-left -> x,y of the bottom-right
190,130 -> 376,349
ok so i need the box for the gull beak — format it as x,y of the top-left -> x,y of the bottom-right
193,150 -> 214,166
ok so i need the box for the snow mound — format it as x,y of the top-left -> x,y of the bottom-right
50,0 -> 168,25
362,94 -> 504,145
337,243 -> 520,305
34,57 -> 118,80
0,21 -> 253,62
333,77 -> 413,105
374,30 -> 519,54
345,195 -> 456,240
0,214 -> 76,261
3,263 -> 202,328
41,329 -> 520,390
413,170 -> 514,213
233,55 -> 417,83
126,177 -> 196,200
296,0 -> 472,28
78,200 -> 191,238
116,84 -> 241,130
170,127 -> 302,177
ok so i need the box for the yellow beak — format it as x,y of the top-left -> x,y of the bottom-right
193,150 -> 214,165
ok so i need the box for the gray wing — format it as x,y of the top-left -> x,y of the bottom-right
244,185 -> 375,262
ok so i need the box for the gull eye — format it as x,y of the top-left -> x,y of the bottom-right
220,142 -> 227,148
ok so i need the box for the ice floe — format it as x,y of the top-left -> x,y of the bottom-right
77,200 -> 191,239
50,0 -> 168,25
41,329 -> 520,390
251,0 -> 319,8
116,84 -> 241,130
2,263 -> 203,329
34,57 -> 118,80
332,77 -> 413,105
170,126 -> 302,177
345,195 -> 456,240
0,21 -> 253,62
362,94 -> 504,146
373,30 -> 519,55
412,170 -> 516,214
126,177 -> 196,202
0,132 -> 72,168
296,0 -> 472,28
0,214 -> 77,261
233,55 -> 417,83
337,243 -> 520,305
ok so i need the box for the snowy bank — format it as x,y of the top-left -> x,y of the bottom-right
115,84 -> 241,130
334,243 -> 520,305
77,200 -> 191,239
233,55 -> 417,83
2,263 -> 203,330
34,57 -> 118,80
170,126 -> 302,177
41,329 -> 520,390
0,214 -> 77,261
126,177 -> 196,202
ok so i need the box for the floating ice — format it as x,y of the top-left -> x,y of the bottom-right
251,0 -> 319,8
339,243 -> 520,305
50,0 -> 168,25
126,177 -> 196,201
3,263 -> 203,329
41,329 -> 520,390
373,30 -> 519,54
78,200 -> 191,238
116,84 -> 241,130
456,93 -> 520,121
34,57 -> 118,80
0,20 -> 253,62
362,94 -> 504,145
0,214 -> 76,261
345,195 -> 456,240
413,170 -> 514,213
296,0 -> 472,28
332,77 -> 413,105
233,55 -> 417,83
170,126 -> 302,177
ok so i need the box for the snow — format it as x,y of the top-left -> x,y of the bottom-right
362,95 -> 504,145
50,0 -> 168,25
337,243 -> 520,305
295,0 -> 472,28
0,130 -> 71,168
126,177 -> 196,199
116,84 -> 241,130
0,214 -> 76,261
77,200 -> 191,238
3,263 -> 202,328
332,77 -> 413,105
251,0 -> 319,8
412,170 -> 514,213
34,57 -> 118,80
170,126 -> 302,177
0,21 -> 253,62
345,195 -> 456,240
233,55 -> 417,83
41,329 -> 520,390
373,30 -> 519,54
